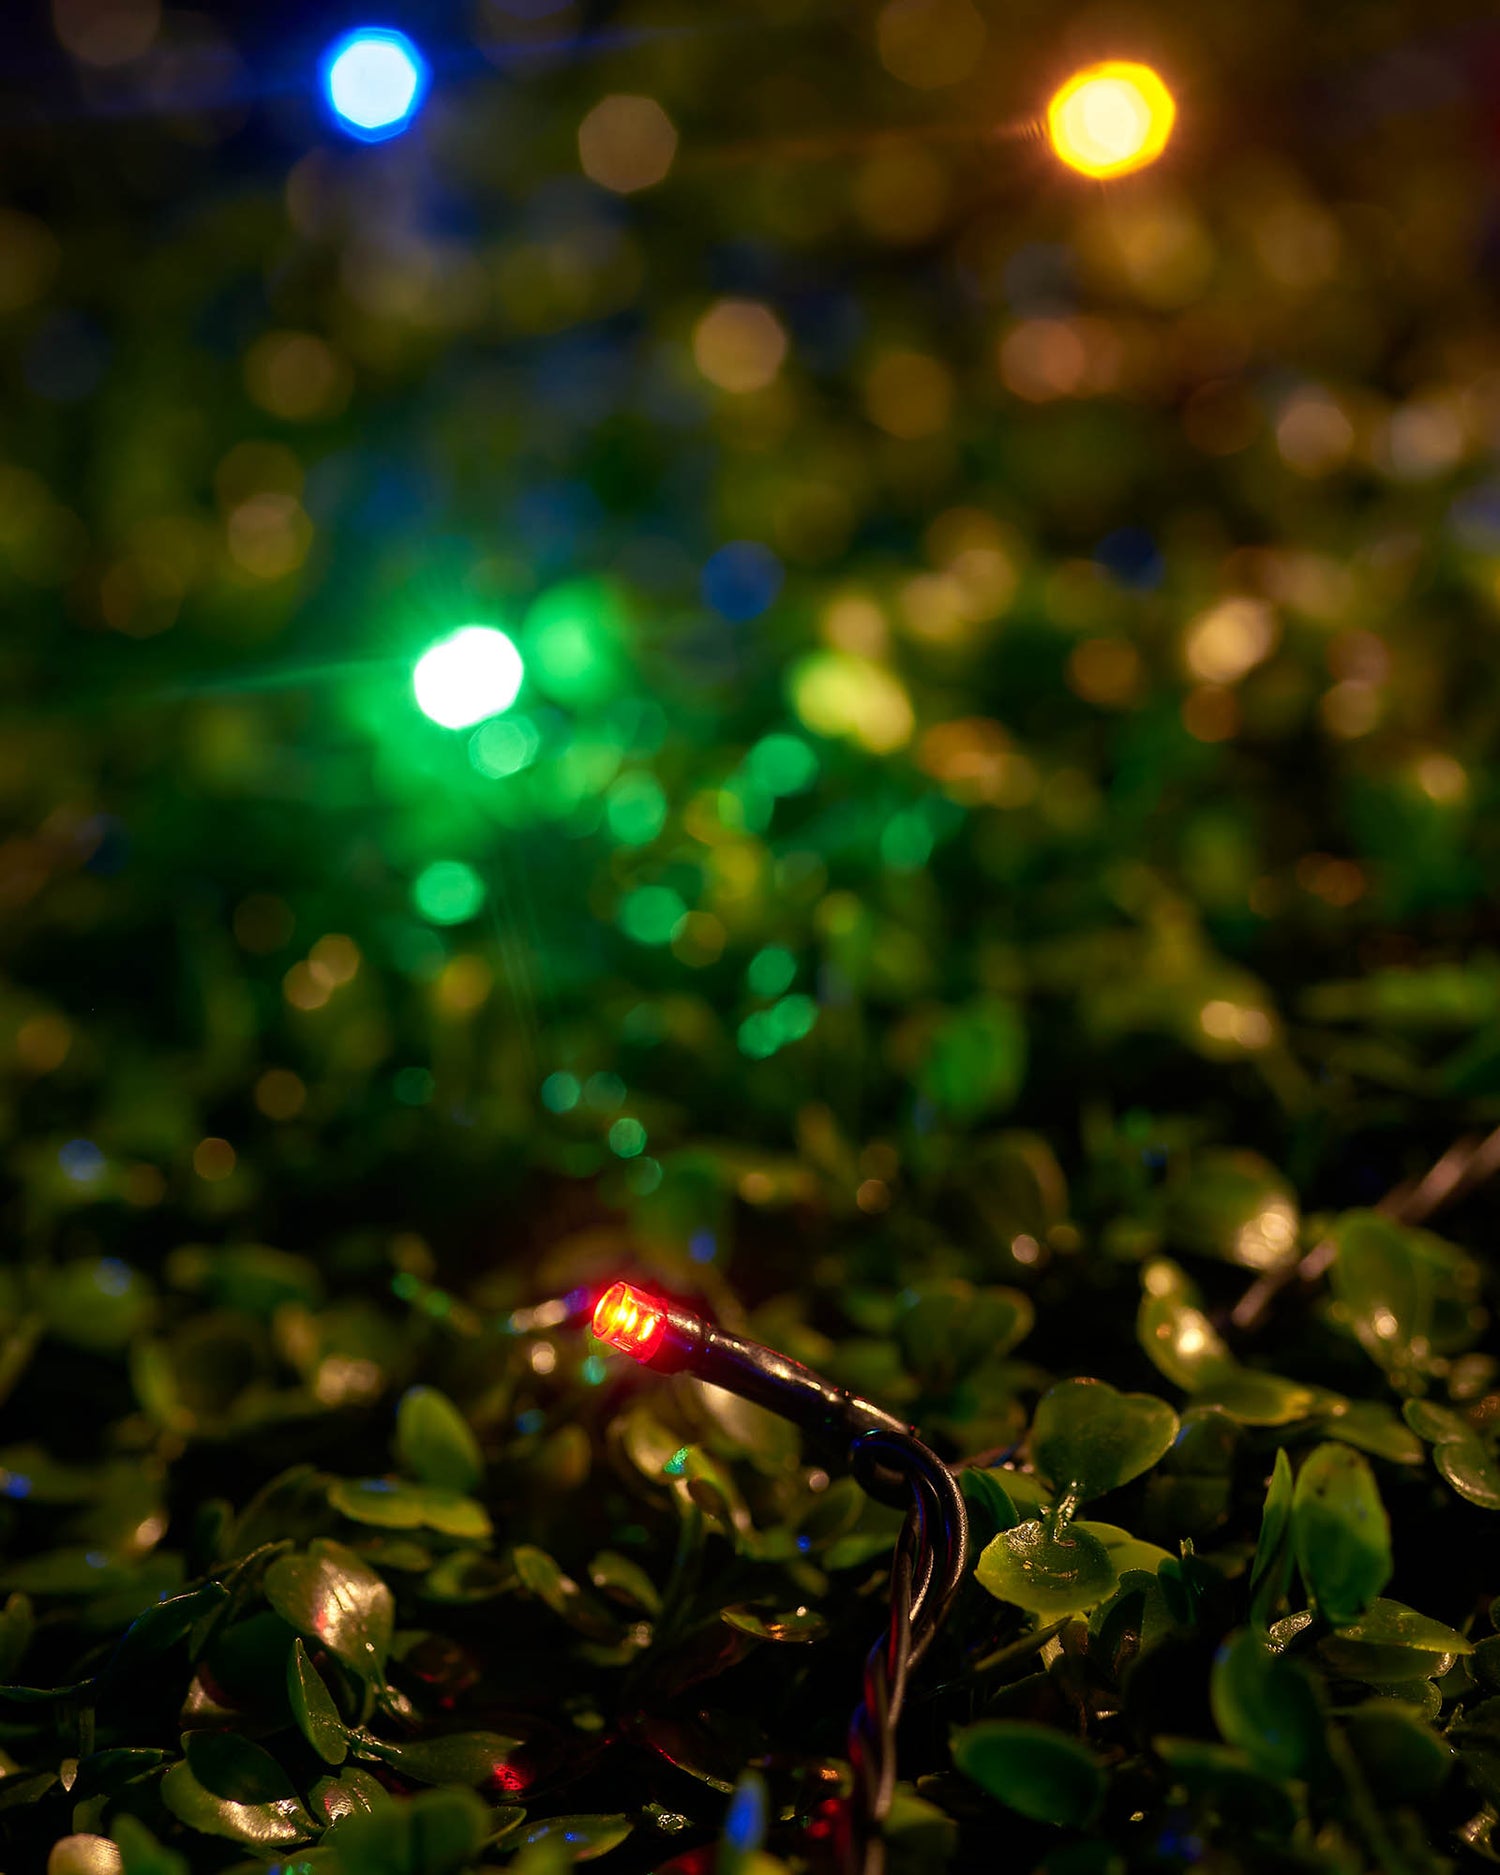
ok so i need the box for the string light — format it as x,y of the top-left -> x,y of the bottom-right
1046,62 -> 1176,180
583,1281 -> 968,1875
592,1281 -> 667,1360
322,28 -> 428,143
413,626 -> 524,730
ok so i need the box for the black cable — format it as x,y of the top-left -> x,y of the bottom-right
587,1282 -> 971,1874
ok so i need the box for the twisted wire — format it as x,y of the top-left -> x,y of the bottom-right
842,1431 -> 969,1875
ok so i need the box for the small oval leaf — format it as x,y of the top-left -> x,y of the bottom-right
1291,1443 -> 1391,1627
264,1540 -> 394,1679
288,1638 -> 347,1766
395,1387 -> 484,1495
951,1720 -> 1104,1825
1031,1377 -> 1179,1502
974,1519 -> 1118,1618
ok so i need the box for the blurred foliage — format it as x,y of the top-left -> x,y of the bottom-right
3,0 -> 1500,1869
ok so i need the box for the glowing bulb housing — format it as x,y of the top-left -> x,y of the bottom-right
592,1282 -> 668,1361
1046,61 -> 1175,180
322,28 -> 428,143
413,626 -> 524,730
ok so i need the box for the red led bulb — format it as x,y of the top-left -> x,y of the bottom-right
592,1281 -> 668,1361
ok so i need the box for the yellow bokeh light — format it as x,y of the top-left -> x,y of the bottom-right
1046,62 -> 1175,180
578,94 -> 677,195
692,299 -> 788,394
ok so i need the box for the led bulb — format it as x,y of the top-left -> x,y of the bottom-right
1046,62 -> 1175,180
593,1281 -> 667,1360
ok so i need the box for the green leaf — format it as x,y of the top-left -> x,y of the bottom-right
1249,1448 -> 1295,1631
1315,1400 -> 1424,1465
311,1765 -> 388,1828
1317,1597 -> 1472,1682
357,1729 -> 523,1789
40,1259 -> 154,1354
264,1540 -> 394,1679
1402,1398 -> 1500,1509
1199,1371 -> 1320,1427
916,996 -> 1026,1122
961,1466 -> 1020,1541
102,1579 -> 229,1686
1343,1701 -> 1452,1799
895,1281 -> 1034,1390
1211,1630 -> 1324,1779
395,1388 -> 483,1495
1137,1262 -> 1237,1393
587,1550 -> 661,1616
721,1604 -> 828,1642
1327,1209 -> 1482,1385
45,1837 -> 124,1875
289,1637 -> 348,1765
1076,1521 -> 1173,1577
162,1733 -> 317,1849
974,1519 -> 1118,1618
325,1786 -> 489,1875
1291,1443 -> 1391,1626
951,1720 -> 1104,1826
1162,1149 -> 1299,1271
517,1814 -> 634,1861
511,1545 -> 620,1640
1031,1377 -> 1178,1503
111,1817 -> 187,1875
329,1478 -> 491,1540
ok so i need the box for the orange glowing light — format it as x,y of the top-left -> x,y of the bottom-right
1046,62 -> 1175,180
592,1281 -> 667,1360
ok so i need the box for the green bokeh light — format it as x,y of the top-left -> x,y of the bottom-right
606,771 -> 668,845
738,992 -> 818,1058
608,1116 -> 647,1158
524,578 -> 628,710
746,732 -> 819,796
413,626 -> 524,729
412,860 -> 486,925
772,993 -> 818,1044
541,1071 -> 580,1113
737,1010 -> 779,1058
747,945 -> 797,998
584,1071 -> 627,1110
470,715 -> 540,778
618,884 -> 686,945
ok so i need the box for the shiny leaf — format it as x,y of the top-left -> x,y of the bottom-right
1162,1149 -> 1299,1271
974,1519 -> 1118,1618
162,1733 -> 316,1849
517,1814 -> 634,1861
358,1728 -> 523,1789
329,1478 -> 491,1540
1291,1443 -> 1391,1626
1248,1448 -> 1294,1631
721,1603 -> 828,1642
1031,1377 -> 1178,1502
264,1540 -> 394,1679
46,1837 -> 124,1875
289,1637 -> 347,1766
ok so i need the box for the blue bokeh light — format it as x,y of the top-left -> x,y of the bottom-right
322,28 -> 428,142
702,541 -> 783,623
